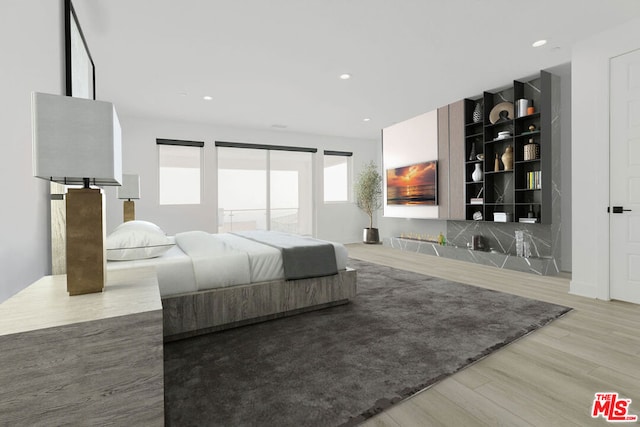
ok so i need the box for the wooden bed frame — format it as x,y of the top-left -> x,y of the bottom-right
161,268 -> 357,342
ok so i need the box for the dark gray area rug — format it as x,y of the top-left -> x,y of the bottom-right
164,258 -> 571,427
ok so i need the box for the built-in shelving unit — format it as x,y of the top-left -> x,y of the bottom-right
463,70 -> 553,224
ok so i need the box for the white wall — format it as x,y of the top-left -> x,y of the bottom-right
382,110 -> 439,219
570,17 -> 640,299
105,115 -> 378,243
378,108 -> 446,239
0,0 -> 63,303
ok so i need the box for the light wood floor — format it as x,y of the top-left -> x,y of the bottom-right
347,243 -> 640,427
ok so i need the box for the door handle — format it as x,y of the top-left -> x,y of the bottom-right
608,206 -> 632,213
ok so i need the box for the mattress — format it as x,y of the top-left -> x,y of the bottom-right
106,232 -> 348,297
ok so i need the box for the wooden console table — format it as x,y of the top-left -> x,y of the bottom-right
0,267 -> 164,425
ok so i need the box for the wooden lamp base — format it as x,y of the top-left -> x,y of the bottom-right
123,200 -> 135,222
65,187 -> 106,295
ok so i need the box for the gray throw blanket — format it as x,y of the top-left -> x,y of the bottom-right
231,230 -> 338,280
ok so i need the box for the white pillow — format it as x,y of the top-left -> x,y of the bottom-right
113,220 -> 165,234
106,221 -> 173,261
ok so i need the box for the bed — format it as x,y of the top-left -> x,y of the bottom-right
105,221 -> 357,341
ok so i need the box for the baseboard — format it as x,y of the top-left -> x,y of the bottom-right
569,279 -> 600,300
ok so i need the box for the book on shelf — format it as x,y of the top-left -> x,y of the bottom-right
493,212 -> 512,222
525,171 -> 542,189
470,197 -> 483,205
518,218 -> 538,224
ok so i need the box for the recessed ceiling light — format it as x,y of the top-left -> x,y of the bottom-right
532,39 -> 547,48
363,118 -> 371,122
339,73 -> 351,80
203,95 -> 213,101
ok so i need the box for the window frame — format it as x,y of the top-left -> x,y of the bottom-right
323,150 -> 353,204
215,141 -> 317,235
157,138 -> 204,206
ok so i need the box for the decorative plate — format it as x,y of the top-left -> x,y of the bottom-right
489,102 -> 514,124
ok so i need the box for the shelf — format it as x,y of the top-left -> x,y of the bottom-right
484,203 -> 512,206
465,181 -> 484,185
515,112 -> 540,121
485,137 -> 514,144
484,119 -> 514,129
465,132 -> 483,138
515,188 -> 541,191
465,159 -> 483,164
484,170 -> 513,175
515,159 -> 540,164
515,202 -> 541,205
516,130 -> 540,139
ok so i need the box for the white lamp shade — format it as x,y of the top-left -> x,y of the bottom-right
32,92 -> 122,186
118,174 -> 140,199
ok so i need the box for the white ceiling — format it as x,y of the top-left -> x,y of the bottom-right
72,0 -> 640,140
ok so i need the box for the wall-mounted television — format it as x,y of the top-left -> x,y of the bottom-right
386,160 -> 437,205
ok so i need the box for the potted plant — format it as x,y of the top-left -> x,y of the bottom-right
354,161 -> 383,244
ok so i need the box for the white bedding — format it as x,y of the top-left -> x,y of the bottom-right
107,232 -> 348,297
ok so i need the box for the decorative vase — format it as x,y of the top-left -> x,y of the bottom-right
501,145 -> 513,171
524,138 -> 539,160
469,144 -> 476,161
515,99 -> 530,118
471,163 -> 482,182
472,101 -> 482,123
494,153 -> 500,171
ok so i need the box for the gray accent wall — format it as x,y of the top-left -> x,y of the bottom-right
0,0 -> 64,303
388,237 -> 558,276
549,63 -> 572,272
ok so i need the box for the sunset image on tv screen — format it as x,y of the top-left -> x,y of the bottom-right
386,161 -> 437,205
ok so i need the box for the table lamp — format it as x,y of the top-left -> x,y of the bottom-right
117,174 -> 140,222
32,92 -> 122,295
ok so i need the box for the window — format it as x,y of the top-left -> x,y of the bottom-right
270,150 -> 313,234
217,142 -> 315,235
218,147 -> 268,230
323,151 -> 352,203
157,139 -> 203,205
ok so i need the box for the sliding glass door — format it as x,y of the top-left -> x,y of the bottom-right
269,150 -> 313,234
218,147 -> 268,231
217,146 -> 313,235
